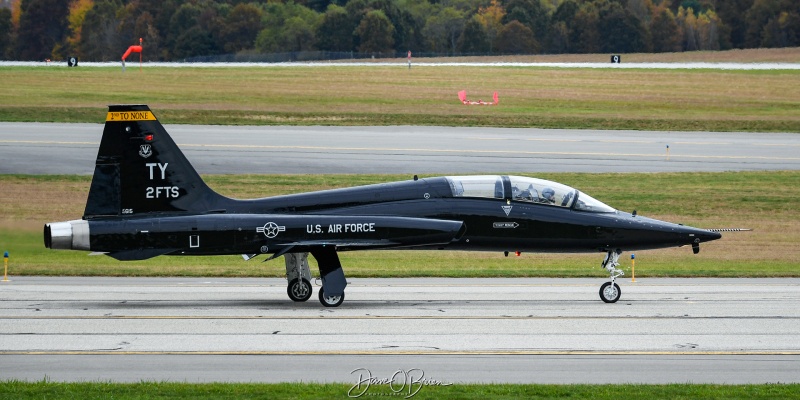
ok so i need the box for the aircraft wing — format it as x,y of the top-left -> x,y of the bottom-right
258,216 -> 466,257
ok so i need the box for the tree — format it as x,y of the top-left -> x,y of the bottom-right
116,0 -> 169,61
134,12 -> 162,61
172,25 -> 217,59
0,8 -> 12,59
476,0 -> 506,53
163,3 -> 201,59
457,15 -> 490,54
354,10 -> 395,54
761,10 -> 800,48
422,7 -> 464,54
63,0 -> 94,59
715,0 -> 752,48
650,7 -> 681,52
571,2 -> 601,53
221,3 -> 263,53
496,20 -> 539,54
744,0 -> 780,48
503,0 -> 550,45
256,1 -> 320,54
138,0 -> 180,55
316,5 -> 354,51
389,8 -> 423,54
15,0 -> 71,60
597,1 -> 649,53
79,0 -> 123,61
626,0 -> 654,25
695,10 -> 721,50
745,0 -> 800,48
280,16 -> 316,52
354,1 -> 422,55
677,7 -> 698,50
298,0 -> 343,13
548,0 -> 578,53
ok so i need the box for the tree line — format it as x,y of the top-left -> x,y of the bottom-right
1,0 -> 798,61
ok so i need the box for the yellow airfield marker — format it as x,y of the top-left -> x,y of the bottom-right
3,251 -> 9,282
631,253 -> 636,283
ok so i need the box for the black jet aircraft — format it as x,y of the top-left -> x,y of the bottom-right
45,105 -> 723,306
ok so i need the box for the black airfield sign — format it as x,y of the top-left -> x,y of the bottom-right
45,105 -> 722,306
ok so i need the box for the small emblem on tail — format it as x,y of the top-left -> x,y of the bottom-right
139,144 -> 152,158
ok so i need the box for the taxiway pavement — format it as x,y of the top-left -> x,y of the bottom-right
2,123 -> 799,174
2,123 -> 799,384
1,277 -> 799,383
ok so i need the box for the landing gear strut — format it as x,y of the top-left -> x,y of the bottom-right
600,249 -> 624,303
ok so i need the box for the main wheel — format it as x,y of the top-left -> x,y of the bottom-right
318,287 -> 344,307
599,282 -> 621,303
287,278 -> 312,302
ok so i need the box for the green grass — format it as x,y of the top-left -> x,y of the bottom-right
2,381 -> 800,400
2,171 -> 798,278
1,66 -> 798,132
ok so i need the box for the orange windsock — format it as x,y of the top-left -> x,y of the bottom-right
121,45 -> 143,61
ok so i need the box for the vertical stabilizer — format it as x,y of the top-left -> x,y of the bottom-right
84,105 -> 228,218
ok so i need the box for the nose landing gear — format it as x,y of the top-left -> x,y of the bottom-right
600,249 -> 624,303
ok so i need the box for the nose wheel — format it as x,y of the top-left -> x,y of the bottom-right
599,281 -> 621,303
319,287 -> 344,307
599,249 -> 624,303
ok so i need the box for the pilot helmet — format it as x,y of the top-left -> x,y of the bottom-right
542,187 -> 555,201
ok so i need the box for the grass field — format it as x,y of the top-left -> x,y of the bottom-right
2,48 -> 799,132
2,50 -> 799,393
2,171 -> 797,278
2,381 -> 800,400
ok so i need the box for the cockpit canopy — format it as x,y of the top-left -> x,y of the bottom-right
445,175 -> 616,213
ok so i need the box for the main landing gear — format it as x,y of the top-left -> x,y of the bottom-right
285,253 -> 313,302
599,249 -> 624,303
284,250 -> 348,307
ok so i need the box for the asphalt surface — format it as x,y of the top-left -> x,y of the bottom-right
2,123 -> 799,174
1,277 -> 799,384
3,122 -> 799,385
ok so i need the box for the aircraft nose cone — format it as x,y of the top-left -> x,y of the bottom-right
684,226 -> 722,245
697,229 -> 722,243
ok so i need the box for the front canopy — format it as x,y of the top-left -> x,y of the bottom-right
445,175 -> 616,213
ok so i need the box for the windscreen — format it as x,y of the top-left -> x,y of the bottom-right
447,175 -> 616,213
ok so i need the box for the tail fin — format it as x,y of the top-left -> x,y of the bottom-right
84,105 -> 228,218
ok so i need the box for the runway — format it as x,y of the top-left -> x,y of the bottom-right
1,277 -> 799,383
3,122 -> 799,385
2,123 -> 800,174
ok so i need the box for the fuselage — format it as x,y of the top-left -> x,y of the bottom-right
47,175 -> 720,259
230,175 -> 721,254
